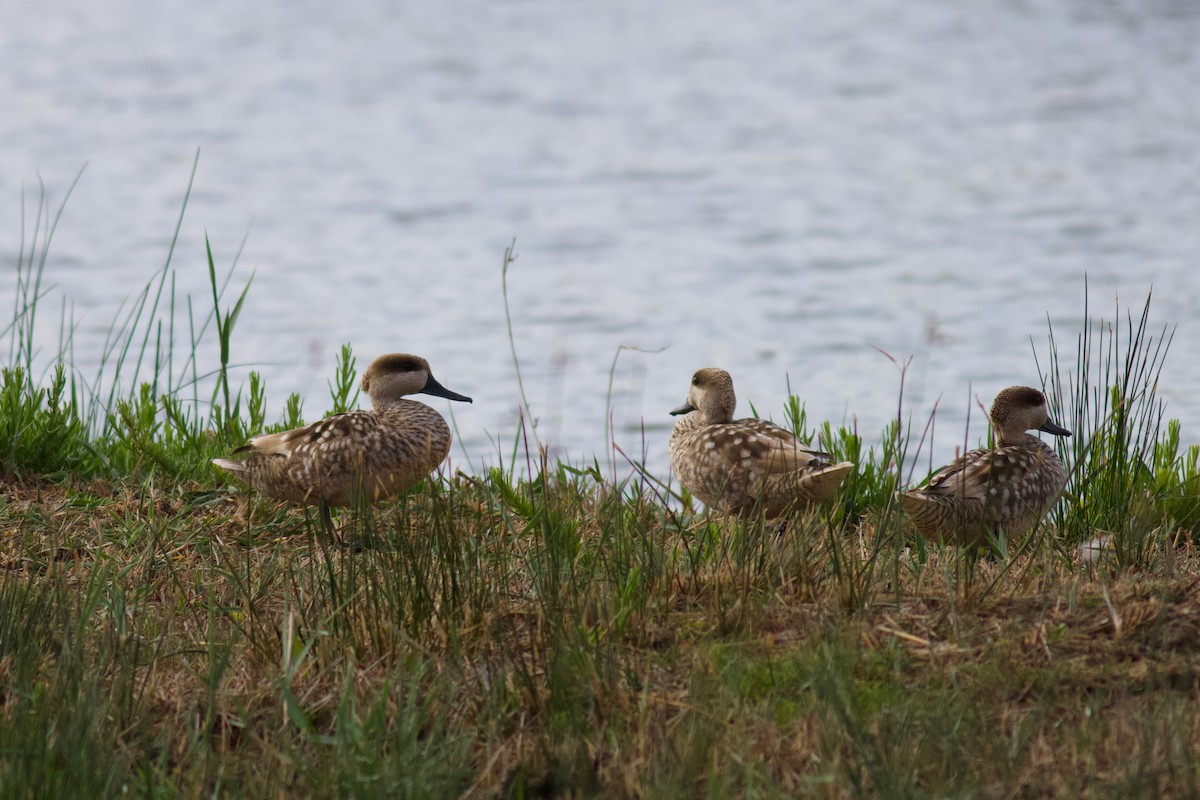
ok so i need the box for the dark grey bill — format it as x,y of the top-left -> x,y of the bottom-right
670,401 -> 696,416
422,375 -> 473,403
1039,419 -> 1071,437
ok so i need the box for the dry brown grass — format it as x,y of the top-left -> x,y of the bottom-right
2,474 -> 1199,798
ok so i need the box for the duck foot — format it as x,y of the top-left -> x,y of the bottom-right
318,503 -> 397,551
318,502 -> 349,548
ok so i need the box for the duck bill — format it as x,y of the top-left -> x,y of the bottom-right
422,375 -> 473,403
1040,420 -> 1071,437
670,401 -> 696,416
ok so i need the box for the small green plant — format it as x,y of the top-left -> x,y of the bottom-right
326,343 -> 359,415
0,363 -> 87,477
1152,419 -> 1200,534
206,233 -> 254,437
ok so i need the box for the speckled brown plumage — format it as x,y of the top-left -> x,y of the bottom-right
213,354 -> 471,535
669,368 -> 853,518
898,385 -> 1070,547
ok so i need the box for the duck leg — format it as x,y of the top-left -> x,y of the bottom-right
319,501 -> 345,547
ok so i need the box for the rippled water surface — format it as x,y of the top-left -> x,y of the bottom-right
3,0 -> 1200,475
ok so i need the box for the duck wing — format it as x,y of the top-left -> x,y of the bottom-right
242,411 -> 377,458
920,447 -> 1007,501
722,418 -> 836,475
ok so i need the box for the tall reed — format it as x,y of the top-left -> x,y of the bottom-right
1,153 -> 257,480
1035,288 -> 1192,564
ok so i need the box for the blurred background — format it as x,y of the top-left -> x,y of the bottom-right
2,0 -> 1199,477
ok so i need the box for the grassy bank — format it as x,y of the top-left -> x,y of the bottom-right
3,184 -> 1200,797
2,473 -> 1199,798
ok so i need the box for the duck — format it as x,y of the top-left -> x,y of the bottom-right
213,353 -> 471,541
897,385 -> 1070,547
668,368 -> 853,518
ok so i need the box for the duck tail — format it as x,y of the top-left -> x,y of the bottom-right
896,490 -> 962,534
808,461 -> 853,498
212,458 -> 246,473
896,490 -> 933,521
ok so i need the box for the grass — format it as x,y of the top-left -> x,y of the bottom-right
3,181 -> 1200,797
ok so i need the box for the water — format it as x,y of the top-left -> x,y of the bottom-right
3,0 -> 1200,477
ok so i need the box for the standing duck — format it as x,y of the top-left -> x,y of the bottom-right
669,368 -> 853,518
898,385 -> 1070,547
213,353 -> 471,541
